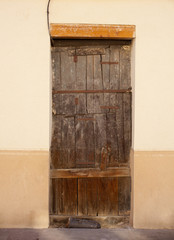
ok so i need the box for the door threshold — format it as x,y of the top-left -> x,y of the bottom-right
49,215 -> 130,229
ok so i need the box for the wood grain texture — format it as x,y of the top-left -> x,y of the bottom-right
50,40 -> 132,222
98,178 -> 118,216
52,178 -> 78,215
118,177 -> 131,216
50,24 -> 135,39
50,168 -> 130,179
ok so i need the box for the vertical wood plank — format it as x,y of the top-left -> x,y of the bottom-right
115,94 -> 125,163
118,177 -> 131,216
75,115 -> 95,168
107,178 -> 118,215
94,55 -> 103,90
51,51 -> 61,91
123,93 -> 132,163
63,178 -> 78,215
76,55 -> 87,90
110,46 -> 120,89
61,94 -> 76,115
61,117 -> 76,168
100,47 -> 110,113
61,51 -> 76,90
106,113 -> 119,167
51,115 -> 62,169
120,45 -> 131,89
87,55 -> 94,90
101,47 -> 110,89
98,178 -> 118,216
51,179 -> 57,214
94,114 -> 107,168
78,179 -> 87,216
86,178 -> 98,216
98,178 -> 108,216
75,94 -> 86,114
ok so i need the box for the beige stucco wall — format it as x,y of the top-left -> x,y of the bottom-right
0,0 -> 174,229
133,151 -> 174,229
0,151 -> 49,228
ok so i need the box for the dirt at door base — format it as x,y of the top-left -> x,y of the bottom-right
49,215 -> 130,229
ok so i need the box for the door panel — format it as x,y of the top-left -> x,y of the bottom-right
50,40 -> 132,226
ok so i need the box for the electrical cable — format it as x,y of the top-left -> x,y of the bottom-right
47,0 -> 54,45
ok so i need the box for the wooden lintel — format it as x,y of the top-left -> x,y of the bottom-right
50,24 -> 135,39
50,168 -> 130,179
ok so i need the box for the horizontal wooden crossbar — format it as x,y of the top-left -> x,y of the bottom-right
50,168 -> 130,179
50,24 -> 135,39
53,89 -> 132,94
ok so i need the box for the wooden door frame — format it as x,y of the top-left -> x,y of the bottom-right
50,23 -> 135,228
50,23 -> 135,39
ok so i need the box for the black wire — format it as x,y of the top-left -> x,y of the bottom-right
47,0 -> 54,45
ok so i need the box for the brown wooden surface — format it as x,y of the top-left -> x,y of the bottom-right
50,24 -> 135,39
52,178 -> 78,215
118,177 -> 131,216
51,177 -> 129,218
50,168 -> 130,179
51,42 -> 131,169
51,40 -> 131,224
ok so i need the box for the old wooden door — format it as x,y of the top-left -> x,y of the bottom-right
50,40 -> 131,227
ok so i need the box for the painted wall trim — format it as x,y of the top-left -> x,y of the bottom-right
50,23 -> 136,39
0,150 -> 49,228
133,150 -> 174,229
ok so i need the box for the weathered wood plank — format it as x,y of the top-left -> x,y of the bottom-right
51,116 -> 62,169
101,48 -> 110,114
87,54 -> 104,113
51,51 -> 61,91
116,94 -> 125,162
50,24 -> 136,39
68,48 -> 106,56
86,178 -> 98,216
50,168 -> 130,179
94,114 -> 107,168
78,179 -> 87,216
123,93 -> 132,163
63,178 -> 78,215
107,178 -> 119,215
86,55 -> 94,90
61,51 -> 76,90
98,178 -> 118,216
98,178 -> 108,216
53,89 -> 131,94
120,45 -> 131,89
61,117 -> 76,168
75,115 -> 95,168
106,113 -> 119,167
110,46 -> 120,89
75,94 -> 86,114
118,177 -> 131,216
52,179 -> 63,214
76,55 -> 87,90
50,215 -> 130,228
52,179 -> 78,215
